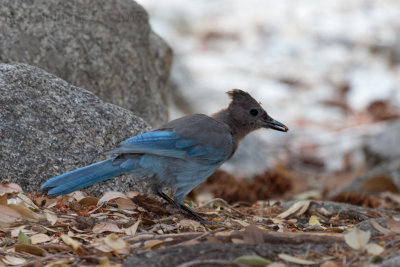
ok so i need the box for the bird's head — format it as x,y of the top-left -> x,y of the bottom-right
226,89 -> 288,132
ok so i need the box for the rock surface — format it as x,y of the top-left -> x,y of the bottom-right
329,158 -> 400,198
0,0 -> 172,126
0,63 -> 156,196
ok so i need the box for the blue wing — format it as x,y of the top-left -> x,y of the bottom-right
105,131 -> 229,164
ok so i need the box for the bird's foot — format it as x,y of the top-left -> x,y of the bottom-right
156,191 -> 220,226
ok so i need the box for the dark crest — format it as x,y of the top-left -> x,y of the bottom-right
226,89 -> 259,105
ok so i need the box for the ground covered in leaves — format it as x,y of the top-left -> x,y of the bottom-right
1,183 -> 400,267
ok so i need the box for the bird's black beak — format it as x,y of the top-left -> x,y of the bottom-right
263,117 -> 289,132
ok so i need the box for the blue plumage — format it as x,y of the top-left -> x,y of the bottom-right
41,89 -> 288,223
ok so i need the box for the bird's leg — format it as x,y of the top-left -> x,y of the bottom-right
155,190 -> 215,225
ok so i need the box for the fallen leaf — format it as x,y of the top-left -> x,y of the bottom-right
0,194 -> 7,205
104,233 -> 127,250
0,183 -> 23,195
232,238 -> 245,244
231,219 -> 250,227
98,256 -> 121,267
234,255 -> 271,266
344,228 -> 370,250
71,191 -> 87,201
45,212 -> 58,225
294,189 -> 321,200
17,193 -> 39,209
320,261 -> 339,267
125,191 -> 139,198
61,234 -> 82,250
123,219 -> 140,235
278,200 -> 311,219
93,222 -> 123,234
18,230 -> 31,244
266,263 -> 286,267
31,233 -> 52,244
14,244 -> 47,256
278,253 -> 316,265
143,239 -> 163,250
98,191 -> 128,206
2,255 -> 27,266
78,196 -> 99,207
370,220 -> 392,235
116,198 -> 136,210
11,226 -> 28,237
365,243 -> 384,255
386,219 -> 400,233
8,203 -> 43,220
0,204 -> 23,223
178,219 -> 201,231
309,215 -> 326,229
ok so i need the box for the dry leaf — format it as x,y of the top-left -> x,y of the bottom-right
234,255 -> 271,266
18,230 -> 31,244
61,234 -> 82,250
78,196 -> 99,207
266,263 -> 286,267
365,243 -> 384,255
31,233 -> 52,244
104,233 -> 127,250
320,261 -> 339,267
11,226 -> 28,237
116,198 -> 136,210
98,256 -> 122,267
125,191 -> 139,198
93,222 -> 123,234
8,203 -> 43,220
15,244 -> 47,256
232,238 -> 245,244
71,191 -> 87,201
344,228 -> 370,250
0,204 -> 23,223
45,212 -> 58,225
386,219 -> 400,233
123,219 -> 140,235
370,220 -> 392,235
0,194 -> 7,205
278,200 -> 311,219
0,183 -> 23,195
2,255 -> 27,266
309,215 -> 326,229
231,219 -> 250,227
278,253 -> 316,265
143,239 -> 164,250
17,193 -> 39,209
178,219 -> 201,231
98,191 -> 128,206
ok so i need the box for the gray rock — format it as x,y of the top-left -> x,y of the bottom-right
0,63 -> 157,196
364,120 -> 400,164
328,158 -> 400,198
0,0 -> 172,126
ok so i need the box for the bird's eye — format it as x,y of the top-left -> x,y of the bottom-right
250,109 -> 258,116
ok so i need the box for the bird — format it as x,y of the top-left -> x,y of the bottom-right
41,89 -> 288,224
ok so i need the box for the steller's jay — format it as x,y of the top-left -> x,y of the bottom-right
41,89 -> 288,224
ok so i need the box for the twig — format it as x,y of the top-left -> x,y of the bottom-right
198,198 -> 247,217
158,214 -> 180,223
19,253 -> 71,267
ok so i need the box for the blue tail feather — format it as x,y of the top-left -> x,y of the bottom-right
41,159 -> 126,196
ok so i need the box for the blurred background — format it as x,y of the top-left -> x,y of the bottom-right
137,0 -> 400,205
